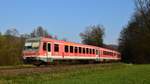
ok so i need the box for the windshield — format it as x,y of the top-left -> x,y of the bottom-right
24,41 -> 40,51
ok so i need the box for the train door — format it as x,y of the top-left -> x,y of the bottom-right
99,50 -> 101,57
96,49 -> 100,61
96,50 -> 99,57
47,42 -> 51,58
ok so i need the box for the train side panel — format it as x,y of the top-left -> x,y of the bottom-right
23,37 -> 121,65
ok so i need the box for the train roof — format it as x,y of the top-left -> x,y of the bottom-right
26,37 -> 119,53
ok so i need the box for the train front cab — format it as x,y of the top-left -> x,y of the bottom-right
23,38 -> 52,65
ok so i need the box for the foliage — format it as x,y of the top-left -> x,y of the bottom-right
0,35 -> 24,65
119,0 -> 150,64
80,25 -> 105,47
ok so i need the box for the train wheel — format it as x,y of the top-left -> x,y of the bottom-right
53,60 -> 59,65
33,61 -> 42,67
88,60 -> 95,64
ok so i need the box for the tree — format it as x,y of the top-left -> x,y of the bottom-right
119,0 -> 150,64
135,0 -> 150,28
30,26 -> 52,38
80,25 -> 104,47
5,28 -> 19,37
119,21 -> 140,63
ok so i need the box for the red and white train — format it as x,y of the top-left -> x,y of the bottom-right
23,37 -> 121,66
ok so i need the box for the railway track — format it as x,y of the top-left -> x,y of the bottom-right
0,64 -> 80,70
0,62 -> 96,70
0,66 -> 35,70
0,63 -> 120,76
0,64 -> 87,76
0,64 -> 66,76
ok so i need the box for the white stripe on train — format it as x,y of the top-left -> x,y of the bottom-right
24,55 -> 120,60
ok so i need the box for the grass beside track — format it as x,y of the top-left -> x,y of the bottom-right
0,63 -> 150,84
0,65 -> 35,70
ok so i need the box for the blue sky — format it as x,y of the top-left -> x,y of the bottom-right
0,0 -> 135,44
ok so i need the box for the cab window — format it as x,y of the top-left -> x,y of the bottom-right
43,42 -> 47,51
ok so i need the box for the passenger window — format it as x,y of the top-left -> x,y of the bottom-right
93,49 -> 95,54
79,47 -> 82,53
70,46 -> 73,53
90,49 -> 92,54
75,47 -> 78,53
103,51 -> 113,55
43,42 -> 47,51
65,45 -> 69,52
48,43 -> 51,52
86,48 -> 89,54
54,44 -> 59,52
83,48 -> 85,54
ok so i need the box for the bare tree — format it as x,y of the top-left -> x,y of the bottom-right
80,25 -> 104,47
5,28 -> 19,37
134,0 -> 150,28
31,26 -> 52,38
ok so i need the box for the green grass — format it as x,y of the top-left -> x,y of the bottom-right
0,63 -> 150,84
